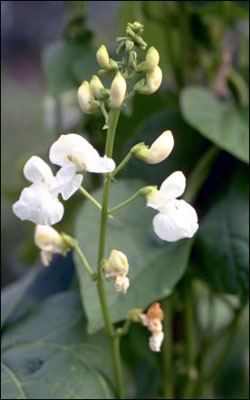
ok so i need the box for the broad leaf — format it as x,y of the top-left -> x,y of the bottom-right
180,86 -> 249,164
1,267 -> 39,328
75,179 -> 193,333
42,41 -> 96,95
194,166 -> 249,304
1,292 -> 114,399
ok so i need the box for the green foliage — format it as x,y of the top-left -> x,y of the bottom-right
194,166 -> 249,304
42,41 -> 97,96
1,292 -> 114,399
1,267 -> 40,328
75,179 -> 193,333
180,86 -> 249,164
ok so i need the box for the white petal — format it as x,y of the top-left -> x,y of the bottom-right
12,183 -> 64,225
23,156 -> 54,184
60,174 -> 83,200
49,134 -> 96,167
160,171 -> 186,199
86,155 -> 116,173
149,331 -> 164,352
115,275 -> 130,294
51,165 -> 83,200
152,199 -> 198,242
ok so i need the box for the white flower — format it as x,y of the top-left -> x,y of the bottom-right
49,134 -> 115,174
34,224 -> 65,266
12,156 -> 64,225
13,183 -> 64,226
147,171 -> 199,242
149,331 -> 164,352
110,72 -> 127,108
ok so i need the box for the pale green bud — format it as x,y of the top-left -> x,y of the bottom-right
146,47 -> 160,70
110,72 -> 127,108
78,81 -> 97,114
139,186 -> 158,198
127,308 -> 144,323
146,66 -> 162,93
96,45 -> 110,69
147,130 -> 174,164
137,66 -> 163,95
90,75 -> 104,99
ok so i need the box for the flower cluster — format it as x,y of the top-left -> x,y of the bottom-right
139,303 -> 164,352
12,21 -> 200,356
12,134 -> 115,226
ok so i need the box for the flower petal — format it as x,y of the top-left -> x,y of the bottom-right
49,134 -> 96,167
86,155 -> 116,173
51,165 -> 83,200
23,156 -> 54,184
160,171 -> 186,199
12,183 -> 64,225
152,199 -> 198,242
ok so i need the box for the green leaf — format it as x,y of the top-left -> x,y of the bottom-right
75,179 -> 193,333
1,292 -> 114,399
194,166 -> 249,304
42,41 -> 96,96
1,267 -> 40,328
180,86 -> 249,164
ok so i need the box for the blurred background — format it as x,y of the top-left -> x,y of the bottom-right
1,2 -> 249,398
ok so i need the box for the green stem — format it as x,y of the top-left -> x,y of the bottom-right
74,244 -> 95,279
96,107 -> 125,399
163,3 -> 185,90
111,336 -> 125,399
108,190 -> 141,215
111,151 -> 132,178
162,297 -> 174,399
194,312 -> 240,398
78,186 -> 102,211
184,146 -> 220,203
207,313 -> 240,382
181,280 -> 197,399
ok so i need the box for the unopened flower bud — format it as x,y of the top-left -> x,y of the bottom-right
146,47 -> 160,70
35,225 -> 66,267
104,249 -> 129,279
78,81 -> 97,114
96,45 -> 110,69
147,131 -> 174,164
132,131 -> 173,164
90,75 -> 104,99
137,66 -> 163,95
149,331 -> 164,352
146,66 -> 162,93
34,225 -> 63,253
115,275 -> 130,294
110,73 -> 127,108
127,308 -> 144,322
